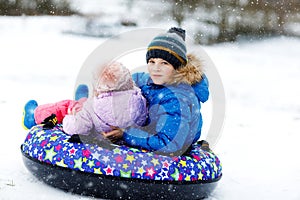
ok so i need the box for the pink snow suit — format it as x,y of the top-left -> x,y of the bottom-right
34,98 -> 87,124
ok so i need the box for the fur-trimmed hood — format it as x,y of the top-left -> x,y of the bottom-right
168,53 -> 204,85
168,53 -> 209,103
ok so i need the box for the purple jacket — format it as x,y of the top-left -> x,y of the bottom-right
63,87 -> 147,136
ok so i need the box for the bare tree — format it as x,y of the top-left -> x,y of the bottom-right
0,0 -> 76,15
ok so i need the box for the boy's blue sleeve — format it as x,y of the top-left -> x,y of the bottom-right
123,95 -> 193,155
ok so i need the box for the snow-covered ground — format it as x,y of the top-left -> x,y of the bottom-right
0,16 -> 300,200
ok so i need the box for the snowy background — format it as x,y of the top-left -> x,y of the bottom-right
1,2 -> 300,200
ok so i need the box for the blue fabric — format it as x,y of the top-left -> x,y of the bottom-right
75,84 -> 89,100
123,72 -> 209,155
22,100 -> 38,129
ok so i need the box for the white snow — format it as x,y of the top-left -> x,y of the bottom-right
0,15 -> 300,200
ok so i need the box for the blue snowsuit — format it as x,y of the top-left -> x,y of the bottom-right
123,72 -> 209,155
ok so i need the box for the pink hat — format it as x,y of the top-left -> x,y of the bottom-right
95,62 -> 134,94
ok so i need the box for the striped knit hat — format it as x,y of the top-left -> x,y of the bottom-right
146,27 -> 187,69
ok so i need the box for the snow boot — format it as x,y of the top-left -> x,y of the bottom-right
22,100 -> 38,130
75,84 -> 89,101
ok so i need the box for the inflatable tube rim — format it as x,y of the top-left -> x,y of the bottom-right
21,145 -> 222,185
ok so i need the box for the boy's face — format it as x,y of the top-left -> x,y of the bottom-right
147,58 -> 175,85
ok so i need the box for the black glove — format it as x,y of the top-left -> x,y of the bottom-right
42,114 -> 58,129
68,134 -> 82,143
199,140 -> 210,151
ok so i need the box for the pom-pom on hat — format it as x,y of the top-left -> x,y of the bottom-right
146,27 -> 187,69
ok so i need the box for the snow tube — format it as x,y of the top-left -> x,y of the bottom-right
21,124 -> 222,199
